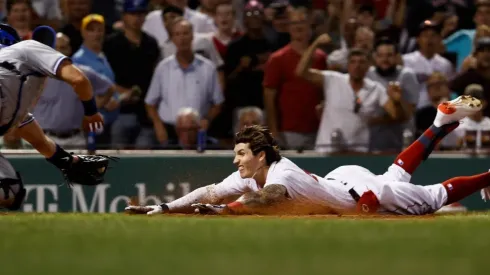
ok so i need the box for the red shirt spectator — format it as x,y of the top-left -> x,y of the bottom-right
264,45 -> 326,134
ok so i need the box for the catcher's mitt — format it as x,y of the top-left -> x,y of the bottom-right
61,154 -> 118,186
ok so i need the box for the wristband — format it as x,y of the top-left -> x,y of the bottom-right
46,144 -> 73,170
82,97 -> 97,116
159,203 -> 170,212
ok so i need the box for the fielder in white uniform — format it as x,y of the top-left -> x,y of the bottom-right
126,95 -> 490,215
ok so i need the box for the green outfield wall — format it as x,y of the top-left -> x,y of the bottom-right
9,153 -> 490,213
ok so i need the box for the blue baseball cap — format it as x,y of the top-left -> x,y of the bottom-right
124,0 -> 149,13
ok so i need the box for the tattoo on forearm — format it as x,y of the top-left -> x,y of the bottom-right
239,184 -> 287,208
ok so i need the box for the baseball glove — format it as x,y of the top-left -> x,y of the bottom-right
62,154 -> 118,186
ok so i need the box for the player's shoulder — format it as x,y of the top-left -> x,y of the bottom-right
321,70 -> 345,79
194,54 -> 216,68
144,9 -> 162,22
156,55 -> 176,69
9,39 -> 47,52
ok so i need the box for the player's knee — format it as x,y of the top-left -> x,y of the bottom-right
0,172 -> 26,211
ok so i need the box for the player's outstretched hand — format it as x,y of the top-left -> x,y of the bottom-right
192,203 -> 228,215
125,205 -> 164,215
481,187 -> 490,202
83,112 -> 104,134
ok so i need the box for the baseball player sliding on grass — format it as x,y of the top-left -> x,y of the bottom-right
0,24 -> 114,211
127,94 -> 490,216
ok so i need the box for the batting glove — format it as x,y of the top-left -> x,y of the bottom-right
191,203 -> 228,215
125,204 -> 167,215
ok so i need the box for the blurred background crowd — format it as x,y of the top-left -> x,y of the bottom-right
1,0 -> 490,154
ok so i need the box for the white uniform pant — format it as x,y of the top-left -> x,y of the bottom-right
324,164 -> 448,215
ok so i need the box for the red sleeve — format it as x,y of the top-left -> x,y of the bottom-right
312,49 -> 327,70
262,52 -> 282,89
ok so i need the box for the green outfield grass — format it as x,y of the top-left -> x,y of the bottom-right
1,213 -> 490,275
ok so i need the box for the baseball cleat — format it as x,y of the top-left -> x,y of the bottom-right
434,95 -> 482,126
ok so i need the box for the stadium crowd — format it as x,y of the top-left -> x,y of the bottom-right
1,0 -> 490,154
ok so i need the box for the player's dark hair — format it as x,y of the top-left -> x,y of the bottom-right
375,37 -> 399,53
235,125 -> 281,166
6,0 -> 32,13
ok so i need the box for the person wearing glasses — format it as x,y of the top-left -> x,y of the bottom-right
296,33 -> 406,153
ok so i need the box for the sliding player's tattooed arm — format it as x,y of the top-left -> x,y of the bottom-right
225,184 -> 289,215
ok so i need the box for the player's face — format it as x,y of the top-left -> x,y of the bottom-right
374,44 -> 396,70
172,22 -> 193,52
347,54 -> 369,81
288,12 -> 311,42
163,12 -> 181,33
56,37 -> 72,56
215,4 -> 234,31
176,116 -> 199,146
475,6 -> 490,26
83,22 -> 105,46
8,3 -> 31,25
233,143 -> 263,178
123,12 -> 146,31
354,30 -> 374,53
417,29 -> 439,53
476,47 -> 490,69
239,112 -> 261,129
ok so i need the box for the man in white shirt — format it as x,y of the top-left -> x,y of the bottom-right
159,6 -> 223,67
142,0 -> 216,47
402,20 -> 453,109
126,95 -> 490,216
297,34 -> 409,153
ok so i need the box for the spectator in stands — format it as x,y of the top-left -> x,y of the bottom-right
450,37 -> 490,118
356,4 -> 375,30
196,0 -> 217,19
30,0 -> 63,29
263,7 -> 325,150
145,18 -> 223,147
460,24 -> 490,72
210,1 -> 242,60
415,72 -> 457,138
32,33 -> 113,149
104,0 -> 160,150
297,34 -> 405,153
224,0 -> 272,111
235,106 -> 264,132
366,38 -> 419,152
444,0 -> 490,71
160,5 -> 223,68
455,84 -> 490,151
72,13 -> 120,149
6,0 -> 33,40
402,20 -> 453,109
328,26 -> 374,73
142,0 -> 216,48
149,0 -> 165,11
59,0 -> 94,54
264,1 -> 290,52
172,107 -> 219,150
